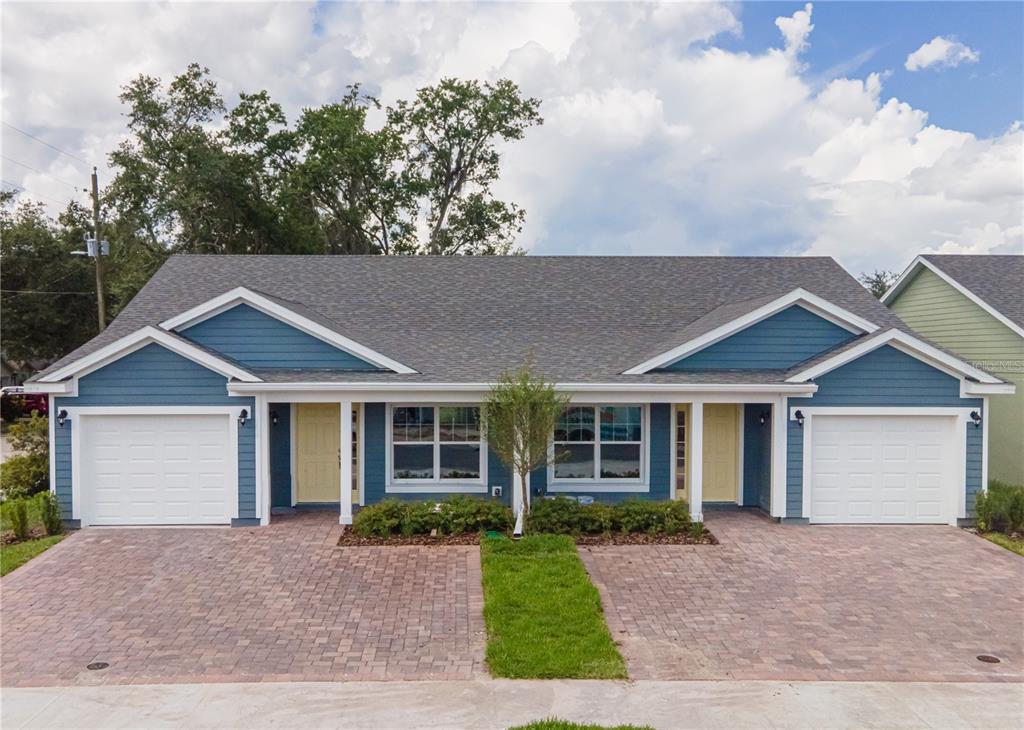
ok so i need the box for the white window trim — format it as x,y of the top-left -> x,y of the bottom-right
385,404 -> 487,491
622,289 -> 880,374
786,329 -> 1004,384
548,404 -> 650,491
881,256 -> 1024,338
36,326 -> 261,384
64,405 -> 244,527
158,287 -> 417,374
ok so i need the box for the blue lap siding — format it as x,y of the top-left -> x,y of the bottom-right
786,344 -> 983,518
662,305 -> 856,371
181,304 -> 381,370
53,343 -> 256,521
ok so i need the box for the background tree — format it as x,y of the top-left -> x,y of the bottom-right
859,269 -> 899,299
482,363 -> 570,524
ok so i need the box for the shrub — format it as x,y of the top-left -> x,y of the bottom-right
528,497 -> 583,534
9,499 -> 29,540
614,499 -> 664,534
8,412 -> 49,457
0,453 -> 49,500
578,503 -> 615,535
353,497 -> 513,538
35,491 -> 63,536
975,480 -> 1024,534
528,498 -> 692,536
688,521 -> 705,541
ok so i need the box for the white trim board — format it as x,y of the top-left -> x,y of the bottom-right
786,329 -> 1005,385
36,326 -> 261,384
622,288 -> 880,375
159,287 -> 417,374
882,256 -> 1024,339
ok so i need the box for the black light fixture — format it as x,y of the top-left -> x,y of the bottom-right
270,410 -> 279,425
56,409 -> 68,427
238,408 -> 249,427
794,410 -> 805,428
970,411 -> 982,428
759,410 -> 771,425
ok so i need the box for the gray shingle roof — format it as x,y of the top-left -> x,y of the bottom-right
34,254 -> 912,384
920,255 -> 1024,330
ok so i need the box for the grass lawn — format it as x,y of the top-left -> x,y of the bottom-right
509,722 -> 653,730
1,535 -> 63,576
982,532 -> 1024,556
481,534 -> 627,679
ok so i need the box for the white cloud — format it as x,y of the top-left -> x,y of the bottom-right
905,36 -> 980,71
1,1 -> 1020,275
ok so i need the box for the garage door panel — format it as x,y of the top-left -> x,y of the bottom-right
810,414 -> 955,525
80,414 -> 233,525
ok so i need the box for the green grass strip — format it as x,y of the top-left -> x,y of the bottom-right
1,535 -> 63,576
481,534 -> 627,679
982,532 -> 1024,557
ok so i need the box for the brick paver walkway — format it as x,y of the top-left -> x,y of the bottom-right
581,510 -> 1024,682
1,512 -> 485,686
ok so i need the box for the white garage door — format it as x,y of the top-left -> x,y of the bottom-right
80,414 -> 234,525
810,414 -> 956,524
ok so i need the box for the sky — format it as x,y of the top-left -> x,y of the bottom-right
1,1 -> 1021,275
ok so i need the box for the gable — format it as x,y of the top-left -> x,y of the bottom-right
659,305 -> 857,371
180,304 -> 383,370
71,343 -> 240,405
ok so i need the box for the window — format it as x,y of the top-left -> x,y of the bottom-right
553,405 -> 644,482
391,405 -> 483,482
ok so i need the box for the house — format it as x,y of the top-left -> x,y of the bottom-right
883,254 -> 1024,485
25,255 -> 1014,529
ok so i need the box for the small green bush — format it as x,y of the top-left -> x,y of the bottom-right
975,480 -> 1024,533
528,497 -> 582,534
614,499 -> 664,534
353,497 -> 512,537
35,491 -> 63,536
0,453 -> 49,500
528,497 -> 692,535
9,499 -> 29,540
578,502 -> 615,534
688,521 -> 705,541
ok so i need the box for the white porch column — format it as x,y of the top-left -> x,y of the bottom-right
339,400 -> 353,525
769,396 -> 788,519
689,401 -> 703,522
257,393 -> 271,526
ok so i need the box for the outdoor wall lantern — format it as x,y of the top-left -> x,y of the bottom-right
238,409 -> 249,427
56,409 -> 68,427
970,411 -> 982,428
794,410 -> 805,428
759,410 -> 770,425
270,410 -> 279,425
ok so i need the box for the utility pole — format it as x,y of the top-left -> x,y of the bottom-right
90,166 -> 106,329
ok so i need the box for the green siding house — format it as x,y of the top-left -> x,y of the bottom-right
884,255 -> 1024,485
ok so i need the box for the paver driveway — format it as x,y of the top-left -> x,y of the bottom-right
581,510 -> 1024,682
1,512 -> 485,686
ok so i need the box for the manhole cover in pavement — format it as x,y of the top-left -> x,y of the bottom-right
86,662 -> 109,671
976,655 -> 1001,664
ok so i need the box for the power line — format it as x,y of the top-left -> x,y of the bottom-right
1,155 -> 85,191
2,121 -> 92,167
0,178 -> 70,206
1,290 -> 94,295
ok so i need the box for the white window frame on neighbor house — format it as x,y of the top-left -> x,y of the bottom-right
548,404 -> 651,493
385,404 -> 488,493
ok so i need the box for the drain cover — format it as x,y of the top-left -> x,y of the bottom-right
977,655 -> 1001,664
86,662 -> 109,671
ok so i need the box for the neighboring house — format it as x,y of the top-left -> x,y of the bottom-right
25,255 -> 1014,529
883,254 -> 1024,486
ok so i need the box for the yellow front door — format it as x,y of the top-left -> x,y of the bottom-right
702,404 -> 739,502
296,403 -> 340,503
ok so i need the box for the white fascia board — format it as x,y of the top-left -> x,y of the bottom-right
786,329 -> 1004,384
23,381 -> 75,394
962,381 -> 1016,396
159,286 -> 417,374
622,288 -> 881,375
37,326 -> 262,384
882,256 -> 1024,338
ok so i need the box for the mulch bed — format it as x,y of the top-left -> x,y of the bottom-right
337,530 -> 718,547
1,527 -> 47,545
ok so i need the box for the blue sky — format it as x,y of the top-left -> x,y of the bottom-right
2,1 -> 1022,273
723,2 -> 1022,137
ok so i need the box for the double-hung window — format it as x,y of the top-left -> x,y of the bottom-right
391,405 -> 483,482
553,405 -> 644,482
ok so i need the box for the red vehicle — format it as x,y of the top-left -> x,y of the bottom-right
0,386 -> 48,419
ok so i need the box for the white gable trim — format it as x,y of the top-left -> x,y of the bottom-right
36,326 -> 262,384
882,256 -> 1024,338
786,329 -> 1004,385
158,287 -> 418,374
622,288 -> 880,375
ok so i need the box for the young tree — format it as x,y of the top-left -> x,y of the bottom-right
482,363 -> 570,522
859,269 -> 899,299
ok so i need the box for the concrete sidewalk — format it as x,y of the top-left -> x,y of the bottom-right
3,679 -> 1022,729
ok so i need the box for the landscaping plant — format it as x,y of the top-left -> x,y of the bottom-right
527,497 -> 694,537
0,412 -> 50,499
975,480 -> 1024,534
35,491 -> 63,536
353,497 -> 513,538
9,499 -> 29,541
